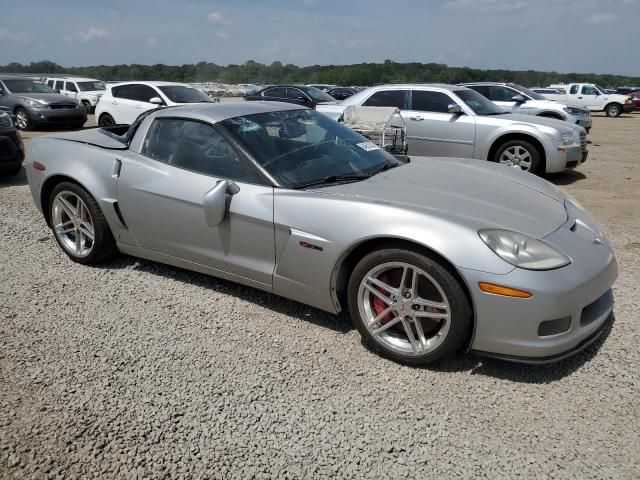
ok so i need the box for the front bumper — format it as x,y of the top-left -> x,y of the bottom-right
622,104 -> 635,113
576,117 -> 592,131
462,203 -> 617,363
547,143 -> 588,173
28,107 -> 87,126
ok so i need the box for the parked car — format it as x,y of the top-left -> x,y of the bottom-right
317,84 -> 588,175
45,77 -> 106,113
615,87 -> 639,95
0,106 -> 24,176
460,82 -> 592,133
531,88 -> 566,95
542,84 -> 634,117
95,81 -> 215,126
627,91 -> 640,111
245,85 -> 336,108
25,102 -> 617,366
327,87 -> 360,101
0,75 -> 87,131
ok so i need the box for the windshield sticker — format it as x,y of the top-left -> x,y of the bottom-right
357,141 -> 380,152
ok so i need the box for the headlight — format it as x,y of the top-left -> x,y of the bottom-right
625,98 -> 632,104
563,106 -> 586,116
561,132 -> 573,145
0,112 -> 12,127
479,229 -> 571,270
22,97 -> 48,109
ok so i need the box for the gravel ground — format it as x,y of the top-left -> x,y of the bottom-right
1,113 -> 639,479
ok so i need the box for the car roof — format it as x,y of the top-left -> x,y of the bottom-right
0,75 -> 41,80
154,101 -> 308,123
46,76 -> 102,82
460,82 -> 512,86
109,81 -> 191,88
362,83 -> 471,92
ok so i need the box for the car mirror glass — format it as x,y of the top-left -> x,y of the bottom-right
149,97 -> 164,105
448,104 -> 463,115
512,95 -> 526,103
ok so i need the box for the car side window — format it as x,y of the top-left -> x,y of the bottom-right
131,85 -> 159,103
65,82 -> 78,93
285,88 -> 308,100
263,87 -> 285,98
469,85 -> 490,98
581,86 -> 597,95
569,85 -> 579,94
142,118 -> 261,183
55,80 -> 64,90
363,90 -> 407,109
47,80 -> 54,87
112,85 -> 131,99
411,90 -> 455,113
490,86 -> 518,102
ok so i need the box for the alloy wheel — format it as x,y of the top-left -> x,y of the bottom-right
499,145 -> 532,171
15,110 -> 28,129
357,261 -> 451,356
51,191 -> 95,257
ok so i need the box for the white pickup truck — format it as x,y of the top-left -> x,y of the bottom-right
541,83 -> 634,117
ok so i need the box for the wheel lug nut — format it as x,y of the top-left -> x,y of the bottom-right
404,292 -> 411,299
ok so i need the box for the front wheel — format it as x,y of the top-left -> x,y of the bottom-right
605,103 -> 622,117
493,139 -> 542,174
347,248 -> 471,366
49,182 -> 118,264
14,108 -> 31,131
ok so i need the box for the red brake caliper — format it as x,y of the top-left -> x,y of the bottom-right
372,273 -> 394,324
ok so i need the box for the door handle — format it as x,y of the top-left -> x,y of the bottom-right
410,116 -> 424,121
112,101 -> 118,105
135,104 -> 142,109
578,97 -> 583,99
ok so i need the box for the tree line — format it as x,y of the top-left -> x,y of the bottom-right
1,60 -> 638,87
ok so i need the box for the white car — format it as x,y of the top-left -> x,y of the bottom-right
461,82 -> 592,133
45,77 -> 106,113
95,81 -> 214,126
543,83 -> 634,117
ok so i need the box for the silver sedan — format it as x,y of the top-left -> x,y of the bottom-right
26,102 -> 616,366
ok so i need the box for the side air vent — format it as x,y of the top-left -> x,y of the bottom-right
113,202 -> 128,229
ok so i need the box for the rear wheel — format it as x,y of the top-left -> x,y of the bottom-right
81,100 -> 92,113
605,103 -> 622,117
98,113 -> 115,127
493,139 -> 542,174
14,108 -> 31,131
49,182 -> 118,264
347,248 -> 471,366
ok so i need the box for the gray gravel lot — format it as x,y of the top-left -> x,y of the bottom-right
1,113 -> 639,479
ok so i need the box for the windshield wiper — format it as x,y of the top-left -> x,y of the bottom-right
293,174 -> 370,189
368,161 -> 401,176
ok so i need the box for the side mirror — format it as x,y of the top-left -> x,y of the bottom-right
203,180 -> 240,227
149,97 -> 164,105
511,94 -> 526,103
448,104 -> 464,115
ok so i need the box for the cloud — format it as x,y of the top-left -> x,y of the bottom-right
444,0 -> 527,12
65,27 -> 111,42
585,13 -> 618,24
207,12 -> 225,24
0,28 -> 30,43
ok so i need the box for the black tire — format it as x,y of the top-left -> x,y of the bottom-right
605,103 -> 622,117
71,122 -> 86,130
347,248 -> 471,366
3,164 -> 21,176
81,100 -> 91,113
493,139 -> 543,175
14,107 -> 31,131
98,113 -> 115,127
49,182 -> 118,265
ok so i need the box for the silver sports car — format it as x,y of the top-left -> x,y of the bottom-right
26,102 -> 617,366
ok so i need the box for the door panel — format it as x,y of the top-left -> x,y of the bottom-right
116,151 -> 275,286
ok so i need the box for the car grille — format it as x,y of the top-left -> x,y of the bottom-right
579,132 -> 587,152
49,103 -> 78,110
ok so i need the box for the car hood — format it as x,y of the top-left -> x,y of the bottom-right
318,157 -> 567,238
16,93 -> 76,104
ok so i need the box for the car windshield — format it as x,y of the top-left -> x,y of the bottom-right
454,89 -> 506,115
158,85 -> 213,103
77,81 -> 106,92
2,79 -> 54,94
511,84 -> 546,100
221,109 -> 401,188
305,87 -> 336,103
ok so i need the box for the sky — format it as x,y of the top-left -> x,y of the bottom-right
0,0 -> 638,76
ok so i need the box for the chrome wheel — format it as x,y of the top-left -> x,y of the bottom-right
357,262 -> 451,356
15,110 -> 28,130
606,104 -> 620,117
51,191 -> 95,257
499,145 -> 532,171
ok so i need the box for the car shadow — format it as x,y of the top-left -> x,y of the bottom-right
96,255 -> 354,334
545,169 -> 587,186
0,165 -> 27,187
93,255 -> 613,381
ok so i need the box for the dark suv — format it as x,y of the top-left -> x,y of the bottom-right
0,76 -> 87,131
0,106 -> 25,176
245,85 -> 336,108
